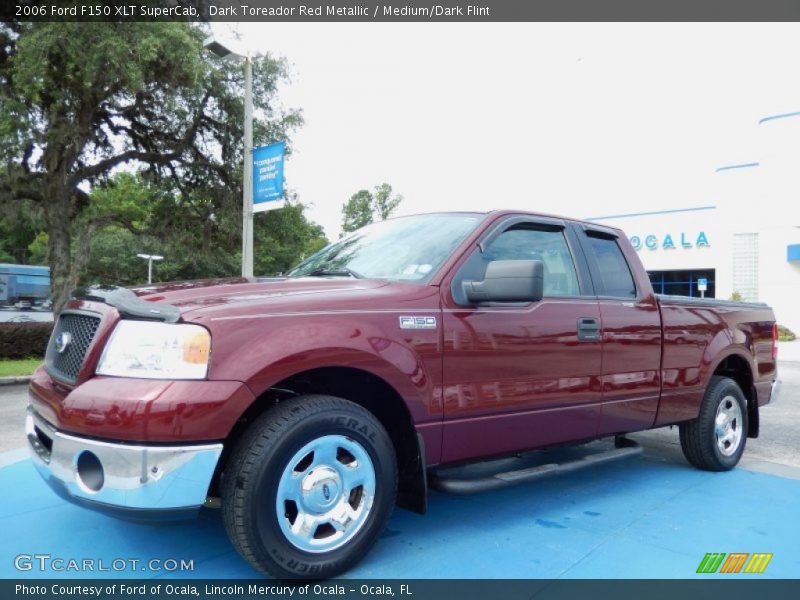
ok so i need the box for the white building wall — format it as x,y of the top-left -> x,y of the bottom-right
588,111 -> 800,334
732,233 -> 759,302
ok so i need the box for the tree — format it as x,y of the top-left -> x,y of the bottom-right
341,190 -> 374,234
340,183 -> 403,235
372,183 -> 402,220
0,21 -> 302,313
253,198 -> 329,276
0,199 -> 42,264
76,174 -> 326,286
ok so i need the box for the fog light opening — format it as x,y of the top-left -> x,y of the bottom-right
75,450 -> 104,493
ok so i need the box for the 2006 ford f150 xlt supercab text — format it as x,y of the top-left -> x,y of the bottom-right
26,210 -> 780,578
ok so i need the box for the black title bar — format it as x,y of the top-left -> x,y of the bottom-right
5,0 -> 800,22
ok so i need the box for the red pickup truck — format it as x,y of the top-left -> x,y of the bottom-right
27,210 -> 779,579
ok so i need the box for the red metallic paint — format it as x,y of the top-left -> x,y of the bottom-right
595,235 -> 662,435
29,367 -> 256,442
439,300 -> 604,463
653,299 -> 777,426
30,210 -> 778,469
595,297 -> 662,435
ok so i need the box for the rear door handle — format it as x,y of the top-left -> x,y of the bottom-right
577,317 -> 601,341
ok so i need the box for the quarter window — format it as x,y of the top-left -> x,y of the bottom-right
585,234 -> 637,298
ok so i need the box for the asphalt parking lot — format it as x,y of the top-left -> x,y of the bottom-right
1,362 -> 798,579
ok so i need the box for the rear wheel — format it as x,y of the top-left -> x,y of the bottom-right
221,395 -> 397,579
679,376 -> 748,471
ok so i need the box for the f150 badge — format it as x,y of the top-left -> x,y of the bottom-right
399,316 -> 437,330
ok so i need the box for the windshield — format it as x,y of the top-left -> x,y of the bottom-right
288,213 -> 482,282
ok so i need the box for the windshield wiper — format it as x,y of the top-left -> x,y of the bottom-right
306,268 -> 365,279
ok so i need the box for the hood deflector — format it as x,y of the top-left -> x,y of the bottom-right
72,285 -> 181,323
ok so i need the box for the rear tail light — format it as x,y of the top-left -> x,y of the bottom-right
772,323 -> 779,360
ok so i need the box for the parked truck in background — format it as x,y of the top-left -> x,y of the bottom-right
26,210 -> 780,578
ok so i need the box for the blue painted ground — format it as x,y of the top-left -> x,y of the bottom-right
1,451 -> 798,579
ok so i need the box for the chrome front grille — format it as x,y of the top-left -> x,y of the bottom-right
45,312 -> 101,383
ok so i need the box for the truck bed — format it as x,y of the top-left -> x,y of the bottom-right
654,293 -> 777,428
656,294 -> 768,309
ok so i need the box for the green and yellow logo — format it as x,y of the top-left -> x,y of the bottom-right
696,552 -> 773,574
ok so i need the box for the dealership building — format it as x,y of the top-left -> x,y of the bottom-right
589,111 -> 800,334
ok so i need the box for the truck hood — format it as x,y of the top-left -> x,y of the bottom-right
130,277 -> 400,318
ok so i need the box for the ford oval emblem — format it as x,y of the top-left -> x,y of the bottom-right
55,332 -> 72,354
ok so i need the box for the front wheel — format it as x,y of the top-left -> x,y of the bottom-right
221,395 -> 397,579
679,376 -> 748,471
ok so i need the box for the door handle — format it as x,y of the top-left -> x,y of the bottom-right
577,317 -> 601,341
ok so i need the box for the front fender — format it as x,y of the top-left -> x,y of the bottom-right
205,313 -> 441,426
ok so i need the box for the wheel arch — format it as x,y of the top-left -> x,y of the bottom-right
214,365 -> 428,514
707,349 -> 759,438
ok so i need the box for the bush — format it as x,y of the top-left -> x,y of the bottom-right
778,325 -> 796,342
0,322 -> 54,359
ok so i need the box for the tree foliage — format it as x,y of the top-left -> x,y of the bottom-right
1,172 -> 328,288
0,21 -> 314,312
372,183 -> 402,220
340,183 -> 403,235
0,200 -> 41,263
341,190 -> 374,235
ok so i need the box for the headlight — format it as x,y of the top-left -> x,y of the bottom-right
96,321 -> 211,380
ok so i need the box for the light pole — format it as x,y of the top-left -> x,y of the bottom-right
136,254 -> 163,285
204,35 -> 256,278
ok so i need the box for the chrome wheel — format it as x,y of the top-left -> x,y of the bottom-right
715,395 -> 743,456
276,434 -> 376,553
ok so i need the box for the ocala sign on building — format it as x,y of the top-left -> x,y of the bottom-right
629,232 -> 710,251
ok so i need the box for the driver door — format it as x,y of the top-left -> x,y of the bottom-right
439,216 -> 603,463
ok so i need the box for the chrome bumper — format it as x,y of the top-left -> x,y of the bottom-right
769,379 -> 781,404
26,406 -> 222,518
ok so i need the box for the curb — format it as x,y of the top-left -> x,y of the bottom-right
0,376 -> 31,386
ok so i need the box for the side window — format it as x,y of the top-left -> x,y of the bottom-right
585,234 -> 637,298
484,226 -> 581,297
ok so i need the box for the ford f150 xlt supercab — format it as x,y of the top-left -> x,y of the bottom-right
26,210 -> 780,579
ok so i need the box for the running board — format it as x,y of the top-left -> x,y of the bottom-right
429,437 -> 642,495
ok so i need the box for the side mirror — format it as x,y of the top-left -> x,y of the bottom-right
462,260 -> 544,304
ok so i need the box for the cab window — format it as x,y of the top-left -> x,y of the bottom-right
451,223 -> 580,304
482,225 -> 581,297
585,234 -> 637,298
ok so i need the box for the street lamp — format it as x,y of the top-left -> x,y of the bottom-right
136,254 -> 164,285
204,35 -> 258,279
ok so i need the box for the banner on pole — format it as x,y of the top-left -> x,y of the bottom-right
252,142 -> 285,212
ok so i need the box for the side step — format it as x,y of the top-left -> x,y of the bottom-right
429,437 -> 642,495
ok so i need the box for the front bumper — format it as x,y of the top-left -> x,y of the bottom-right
26,406 -> 223,522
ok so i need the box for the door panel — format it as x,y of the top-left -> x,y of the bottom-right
596,297 -> 662,434
440,218 -> 602,464
577,228 -> 662,434
441,301 -> 602,463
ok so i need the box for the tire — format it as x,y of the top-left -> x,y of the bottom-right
221,395 -> 397,579
679,376 -> 748,471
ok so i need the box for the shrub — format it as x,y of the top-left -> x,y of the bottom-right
778,325 -> 796,342
0,322 -> 54,359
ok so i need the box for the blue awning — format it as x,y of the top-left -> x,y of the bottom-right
788,244 -> 800,262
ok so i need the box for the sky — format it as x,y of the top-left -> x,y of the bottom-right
210,22 -> 800,240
